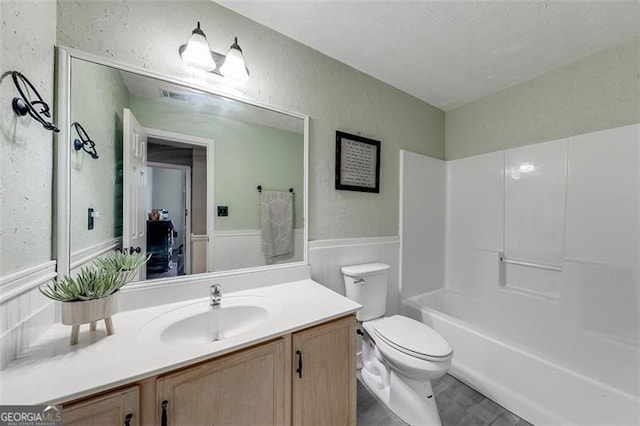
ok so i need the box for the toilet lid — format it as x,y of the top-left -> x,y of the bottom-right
371,315 -> 452,361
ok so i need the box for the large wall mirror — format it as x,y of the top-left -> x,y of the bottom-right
57,47 -> 308,284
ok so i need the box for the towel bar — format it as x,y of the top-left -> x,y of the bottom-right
257,185 -> 295,195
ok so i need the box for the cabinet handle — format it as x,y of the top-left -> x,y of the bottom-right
124,413 -> 133,426
296,350 -> 303,378
161,400 -> 168,426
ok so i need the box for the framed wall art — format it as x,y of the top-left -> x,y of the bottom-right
335,131 -> 381,193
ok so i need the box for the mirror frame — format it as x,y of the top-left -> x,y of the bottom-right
56,46 -> 309,286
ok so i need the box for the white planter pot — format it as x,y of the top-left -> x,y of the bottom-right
60,292 -> 119,345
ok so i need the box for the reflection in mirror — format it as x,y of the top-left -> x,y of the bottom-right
68,57 -> 305,283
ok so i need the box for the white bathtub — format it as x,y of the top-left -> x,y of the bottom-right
402,288 -> 640,425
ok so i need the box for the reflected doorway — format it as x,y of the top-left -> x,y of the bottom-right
144,134 -> 211,277
146,162 -> 190,278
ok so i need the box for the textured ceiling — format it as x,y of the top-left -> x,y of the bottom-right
217,1 -> 640,111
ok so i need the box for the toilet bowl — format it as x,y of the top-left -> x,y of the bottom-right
363,316 -> 452,381
342,263 -> 452,425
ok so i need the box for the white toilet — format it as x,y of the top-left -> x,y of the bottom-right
342,263 -> 452,426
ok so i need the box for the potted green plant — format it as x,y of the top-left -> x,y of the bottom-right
40,251 -> 149,345
93,250 -> 150,283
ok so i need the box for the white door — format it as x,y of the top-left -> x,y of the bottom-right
123,108 -> 147,281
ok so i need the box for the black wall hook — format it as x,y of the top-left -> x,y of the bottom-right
10,71 -> 59,133
71,122 -> 99,159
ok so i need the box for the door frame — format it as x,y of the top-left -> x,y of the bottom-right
147,161 -> 192,275
144,128 -> 215,273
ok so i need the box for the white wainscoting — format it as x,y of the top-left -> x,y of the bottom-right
0,261 -> 57,369
213,229 -> 304,272
308,236 -> 401,315
191,234 -> 207,274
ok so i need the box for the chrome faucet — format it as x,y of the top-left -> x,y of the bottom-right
210,284 -> 222,307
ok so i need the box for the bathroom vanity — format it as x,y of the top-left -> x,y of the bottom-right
0,279 -> 360,426
0,45 -> 361,425
63,315 -> 354,426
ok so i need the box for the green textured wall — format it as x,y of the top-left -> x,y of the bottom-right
57,1 -> 445,241
214,123 -> 303,231
1,1 -> 56,275
70,59 -> 129,254
445,37 -> 640,160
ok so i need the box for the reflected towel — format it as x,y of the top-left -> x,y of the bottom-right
260,190 -> 294,258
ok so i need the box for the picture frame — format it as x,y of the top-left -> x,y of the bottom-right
335,131 -> 381,193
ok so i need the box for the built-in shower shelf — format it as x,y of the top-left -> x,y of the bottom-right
499,257 -> 563,301
499,284 -> 560,303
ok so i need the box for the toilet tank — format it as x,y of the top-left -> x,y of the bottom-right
341,263 -> 390,321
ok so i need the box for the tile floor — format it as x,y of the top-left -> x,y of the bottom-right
357,374 -> 533,426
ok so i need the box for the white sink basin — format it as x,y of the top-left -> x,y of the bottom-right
140,295 -> 281,345
161,305 -> 269,345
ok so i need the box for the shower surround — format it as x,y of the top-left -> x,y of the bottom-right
401,123 -> 639,424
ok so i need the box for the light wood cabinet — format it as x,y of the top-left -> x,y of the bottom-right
63,385 -> 139,426
157,338 -> 286,426
61,315 -> 356,426
292,315 -> 356,426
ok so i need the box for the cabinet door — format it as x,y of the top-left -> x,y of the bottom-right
63,385 -> 139,426
292,315 -> 356,426
157,339 -> 285,426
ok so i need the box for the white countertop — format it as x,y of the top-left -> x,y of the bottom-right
0,279 -> 360,405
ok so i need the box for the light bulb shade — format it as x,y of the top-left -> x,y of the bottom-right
220,38 -> 249,82
179,23 -> 216,71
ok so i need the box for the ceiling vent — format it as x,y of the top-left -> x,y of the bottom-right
160,89 -> 189,101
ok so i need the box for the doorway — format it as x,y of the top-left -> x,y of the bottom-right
145,137 -> 202,278
146,162 -> 191,278
144,129 -> 213,276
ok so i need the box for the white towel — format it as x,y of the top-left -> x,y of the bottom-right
260,190 -> 294,258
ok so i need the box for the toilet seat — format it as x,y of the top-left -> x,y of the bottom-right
368,315 -> 452,362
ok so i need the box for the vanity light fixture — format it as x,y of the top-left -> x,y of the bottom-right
71,122 -> 99,159
178,22 -> 217,72
178,21 -> 250,82
219,37 -> 250,82
9,71 -> 59,132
